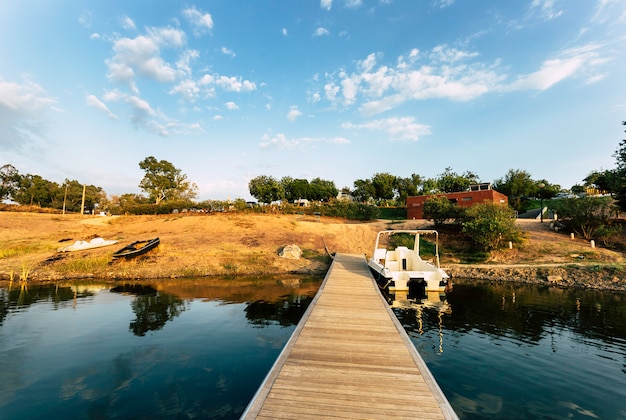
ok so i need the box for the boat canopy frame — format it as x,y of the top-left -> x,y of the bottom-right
372,230 -> 441,269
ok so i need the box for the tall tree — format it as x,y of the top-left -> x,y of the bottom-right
138,156 -> 197,205
352,178 -> 375,203
371,172 -> 397,201
611,121 -> 626,210
395,174 -> 422,205
0,164 -> 21,201
12,174 -> 57,207
436,167 -> 479,193
309,178 -> 338,201
281,177 -> 310,202
248,175 -> 284,204
493,169 -> 535,211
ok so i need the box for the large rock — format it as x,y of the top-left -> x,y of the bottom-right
279,244 -> 302,259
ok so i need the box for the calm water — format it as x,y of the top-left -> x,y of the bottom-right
389,280 -> 626,419
1,277 -> 625,419
0,276 -> 322,419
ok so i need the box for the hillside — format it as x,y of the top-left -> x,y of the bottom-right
0,211 -> 624,290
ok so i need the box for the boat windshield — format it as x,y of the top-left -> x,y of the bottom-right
375,231 -> 440,262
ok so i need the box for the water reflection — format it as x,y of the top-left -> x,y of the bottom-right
0,275 -> 322,420
388,279 -> 626,419
111,285 -> 187,336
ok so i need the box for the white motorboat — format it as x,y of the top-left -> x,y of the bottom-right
368,230 -> 449,292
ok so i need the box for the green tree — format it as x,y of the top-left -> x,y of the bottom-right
610,121 -> 626,210
58,179 -> 105,213
493,169 -> 535,211
462,203 -> 520,251
248,175 -> 284,204
309,178 -> 338,201
422,195 -> 465,227
551,196 -> 617,240
282,177 -> 311,202
0,164 -> 21,201
371,172 -> 397,201
138,156 -> 197,205
352,178 -> 375,203
436,167 -> 479,193
395,174 -> 422,205
12,174 -> 57,207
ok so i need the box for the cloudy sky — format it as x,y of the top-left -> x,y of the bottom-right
1,0 -> 625,201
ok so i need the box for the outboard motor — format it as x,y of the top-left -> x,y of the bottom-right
407,278 -> 426,299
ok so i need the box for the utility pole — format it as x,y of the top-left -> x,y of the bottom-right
80,184 -> 86,215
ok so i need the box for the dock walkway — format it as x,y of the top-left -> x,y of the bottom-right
242,253 -> 458,419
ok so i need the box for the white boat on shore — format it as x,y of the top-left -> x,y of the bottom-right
57,237 -> 118,252
368,230 -> 449,293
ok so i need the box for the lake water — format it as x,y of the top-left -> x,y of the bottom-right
1,276 -> 625,419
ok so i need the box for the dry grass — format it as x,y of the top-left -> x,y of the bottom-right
0,211 -> 623,284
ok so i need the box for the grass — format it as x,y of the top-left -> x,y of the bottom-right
0,243 -> 50,259
57,255 -> 112,273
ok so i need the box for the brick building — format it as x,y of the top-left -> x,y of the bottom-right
406,183 -> 509,219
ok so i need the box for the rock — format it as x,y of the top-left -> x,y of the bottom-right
547,275 -> 562,283
279,244 -> 302,259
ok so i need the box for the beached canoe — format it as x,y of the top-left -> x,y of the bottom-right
112,238 -> 160,259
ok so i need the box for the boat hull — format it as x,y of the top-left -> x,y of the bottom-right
368,259 -> 448,293
112,237 -> 160,259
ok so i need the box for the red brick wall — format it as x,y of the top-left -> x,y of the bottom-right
406,190 -> 508,219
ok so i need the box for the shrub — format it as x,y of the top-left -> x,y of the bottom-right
423,195 -> 465,227
462,203 -> 521,251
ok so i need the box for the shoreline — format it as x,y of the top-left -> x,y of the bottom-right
1,211 -> 625,292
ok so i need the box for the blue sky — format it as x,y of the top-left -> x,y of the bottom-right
1,0 -> 625,201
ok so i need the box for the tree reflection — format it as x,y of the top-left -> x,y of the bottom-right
0,284 -> 91,325
244,295 -> 313,327
127,290 -> 186,336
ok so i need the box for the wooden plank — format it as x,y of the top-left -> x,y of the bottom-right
242,253 -> 458,419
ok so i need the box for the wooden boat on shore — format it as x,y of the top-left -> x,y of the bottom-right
368,230 -> 449,293
112,238 -> 160,259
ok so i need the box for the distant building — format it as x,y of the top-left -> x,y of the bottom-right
406,183 -> 509,219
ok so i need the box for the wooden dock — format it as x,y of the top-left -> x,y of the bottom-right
242,253 -> 458,419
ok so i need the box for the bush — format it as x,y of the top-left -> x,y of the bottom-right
462,203 -> 521,251
551,196 -> 617,240
423,196 -> 465,227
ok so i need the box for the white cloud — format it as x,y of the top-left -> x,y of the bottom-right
282,28 -> 288,36
78,11 -> 92,28
225,101 -> 239,110
505,44 -> 607,91
345,0 -> 363,8
433,0 -> 455,8
530,0 -> 563,21
86,94 -> 118,119
183,6 -> 214,35
342,117 -> 431,141
318,42 -> 610,115
121,16 -> 136,30
101,89 -> 199,137
0,77 -> 58,151
215,76 -> 256,92
314,27 -> 330,37
321,0 -> 332,11
221,47 -> 236,57
260,133 -> 349,149
169,79 -> 200,102
106,28 -> 187,86
287,106 -> 302,121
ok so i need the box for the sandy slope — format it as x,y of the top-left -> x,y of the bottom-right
0,211 -> 623,284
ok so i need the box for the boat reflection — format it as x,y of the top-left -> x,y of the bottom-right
384,288 -> 452,353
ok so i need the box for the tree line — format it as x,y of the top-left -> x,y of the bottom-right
1,122 -> 625,217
